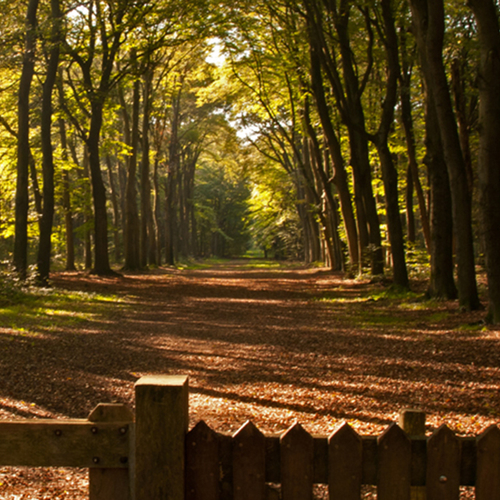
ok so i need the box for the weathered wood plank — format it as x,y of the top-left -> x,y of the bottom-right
185,421 -> 219,500
88,404 -> 133,500
0,419 -> 130,468
265,435 -> 281,482
134,375 -> 189,500
400,408 -> 426,499
377,424 -> 411,500
280,423 -> 314,500
361,436 -> 378,485
476,425 -> 500,500
328,422 -> 362,500
233,421 -> 266,500
426,425 -> 460,500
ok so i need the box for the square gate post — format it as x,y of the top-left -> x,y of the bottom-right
135,375 -> 189,500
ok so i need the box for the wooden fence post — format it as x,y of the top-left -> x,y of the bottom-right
135,375 -> 189,500
399,409 -> 426,500
88,403 -> 134,500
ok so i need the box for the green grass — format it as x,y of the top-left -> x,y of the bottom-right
0,276 -> 123,335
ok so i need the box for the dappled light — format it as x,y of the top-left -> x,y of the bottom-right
0,262 -> 498,497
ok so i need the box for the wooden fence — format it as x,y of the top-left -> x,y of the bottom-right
1,375 -> 499,499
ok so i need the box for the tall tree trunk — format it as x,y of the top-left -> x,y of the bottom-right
469,0 -> 500,322
87,99 -> 113,275
37,0 -> 61,284
309,41 -> 359,273
13,0 -> 39,279
81,147 -> 93,271
106,155 -> 121,263
368,0 -> 408,288
153,154 -> 162,265
165,90 -> 182,266
425,92 -> 457,300
57,113 -> 76,271
123,77 -> 141,270
141,69 -> 157,266
333,4 -> 384,275
405,165 -> 416,244
410,0 -> 480,310
302,133 -> 339,269
398,1 -> 430,250
400,75 -> 431,250
450,58 -> 474,194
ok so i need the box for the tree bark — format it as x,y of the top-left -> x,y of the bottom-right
399,59 -> 431,249
141,69 -> 157,266
165,90 -> 182,266
469,0 -> 500,322
308,40 -> 359,274
13,0 -> 40,279
57,114 -> 76,271
37,0 -> 61,284
106,155 -> 121,263
425,91 -> 457,300
330,2 -> 384,275
369,0 -> 409,288
123,76 -> 141,270
87,99 -> 114,275
410,0 -> 479,310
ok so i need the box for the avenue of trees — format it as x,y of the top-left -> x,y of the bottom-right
1,0 -> 500,322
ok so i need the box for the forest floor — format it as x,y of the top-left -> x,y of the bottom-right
0,259 -> 499,498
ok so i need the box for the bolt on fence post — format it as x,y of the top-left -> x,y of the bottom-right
88,403 -> 134,500
134,375 -> 189,500
399,408 -> 426,500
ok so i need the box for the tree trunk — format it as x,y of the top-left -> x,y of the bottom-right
87,99 -> 113,275
165,89 -> 182,266
469,0 -> 500,322
399,69 -> 430,250
37,0 -> 61,284
450,58 -> 474,194
13,0 -> 40,279
57,113 -> 76,271
369,0 -> 409,288
153,154 -> 162,265
309,41 -> 359,273
405,165 -> 416,244
106,155 -> 121,263
141,69 -> 157,266
123,78 -> 141,270
375,142 -> 409,287
425,92 -> 457,300
410,0 -> 480,310
334,5 -> 384,275
81,147 -> 93,271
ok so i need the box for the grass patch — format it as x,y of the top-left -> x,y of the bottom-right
0,274 -> 123,334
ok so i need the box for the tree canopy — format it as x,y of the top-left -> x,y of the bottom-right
1,0 -> 500,321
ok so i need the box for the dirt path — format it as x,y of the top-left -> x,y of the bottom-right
1,261 -> 499,498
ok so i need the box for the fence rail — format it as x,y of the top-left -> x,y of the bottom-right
0,375 -> 498,499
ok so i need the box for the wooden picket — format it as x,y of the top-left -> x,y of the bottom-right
328,422 -> 362,499
476,425 -> 500,500
233,421 -> 266,500
280,423 -> 314,500
377,424 -> 412,500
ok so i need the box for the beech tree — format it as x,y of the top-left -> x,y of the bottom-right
13,0 -> 39,280
410,0 -> 480,310
36,0 -> 62,284
469,0 -> 500,322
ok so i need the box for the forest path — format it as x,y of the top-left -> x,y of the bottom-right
1,260 -> 498,498
2,259 -> 497,435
